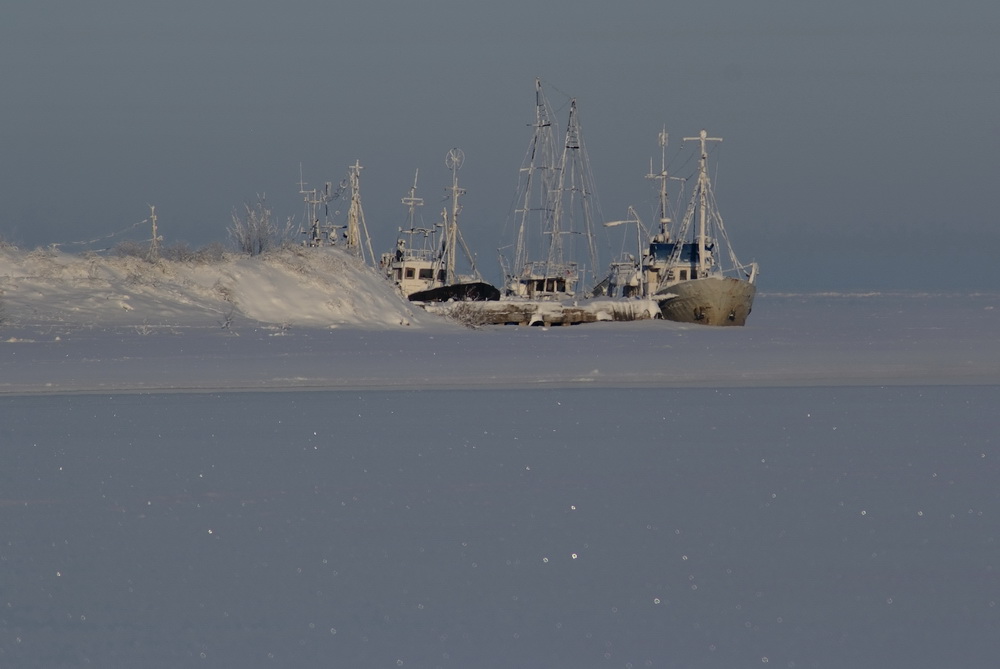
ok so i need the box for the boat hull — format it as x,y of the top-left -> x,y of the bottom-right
655,276 -> 756,326
408,281 -> 500,303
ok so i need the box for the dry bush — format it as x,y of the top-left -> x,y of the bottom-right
228,196 -> 293,256
112,240 -> 149,259
444,301 -> 493,328
192,242 -> 226,263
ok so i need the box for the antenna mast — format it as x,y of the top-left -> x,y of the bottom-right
645,127 -> 673,239
300,164 -> 335,247
401,169 -> 424,230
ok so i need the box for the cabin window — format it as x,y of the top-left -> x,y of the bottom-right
419,268 -> 433,280
394,269 -> 403,281
437,270 -> 446,282
405,268 -> 415,279
679,269 -> 688,280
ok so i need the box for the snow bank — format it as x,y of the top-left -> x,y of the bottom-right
0,246 -> 430,329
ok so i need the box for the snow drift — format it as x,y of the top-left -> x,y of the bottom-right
0,245 -> 428,329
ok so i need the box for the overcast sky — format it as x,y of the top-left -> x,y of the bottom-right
2,1 -> 998,291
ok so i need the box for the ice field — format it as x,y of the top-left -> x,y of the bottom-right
2,248 -> 999,667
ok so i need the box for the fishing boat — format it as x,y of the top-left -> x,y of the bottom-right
639,129 -> 758,325
592,205 -> 649,299
381,149 -> 499,303
500,79 -> 600,300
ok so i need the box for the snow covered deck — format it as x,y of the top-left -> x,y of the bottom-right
422,297 -> 661,326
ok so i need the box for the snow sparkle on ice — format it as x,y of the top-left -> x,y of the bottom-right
2,246 -> 999,667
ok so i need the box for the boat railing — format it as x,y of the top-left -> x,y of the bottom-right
396,247 -> 439,263
520,260 -> 579,279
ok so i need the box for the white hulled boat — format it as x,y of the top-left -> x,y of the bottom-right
641,129 -> 758,325
381,150 -> 499,303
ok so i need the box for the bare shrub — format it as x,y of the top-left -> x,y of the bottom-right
112,240 -> 149,259
161,243 -> 195,262
445,301 -> 493,328
28,246 -> 57,260
147,242 -> 226,264
229,195 -> 292,256
193,242 -> 226,263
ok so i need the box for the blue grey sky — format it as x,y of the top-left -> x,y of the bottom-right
2,1 -> 998,291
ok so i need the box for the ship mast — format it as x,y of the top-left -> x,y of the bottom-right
147,204 -> 159,260
645,127 -> 672,240
399,169 -> 435,273
550,98 -> 599,287
511,78 -> 559,282
300,164 -> 335,247
684,129 -> 721,277
444,149 -> 465,286
401,169 -> 424,230
345,160 -> 375,264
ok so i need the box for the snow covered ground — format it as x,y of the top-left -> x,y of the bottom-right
3,246 -> 998,394
2,246 -> 999,667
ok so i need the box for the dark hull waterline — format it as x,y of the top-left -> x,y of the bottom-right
408,281 -> 501,303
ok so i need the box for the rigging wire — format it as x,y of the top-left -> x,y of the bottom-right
50,218 -> 149,251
